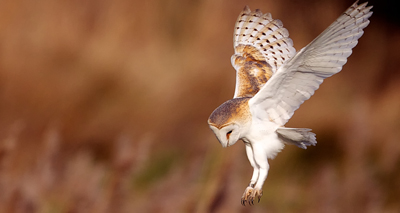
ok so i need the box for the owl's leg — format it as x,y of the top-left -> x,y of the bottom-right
245,143 -> 259,187
241,143 -> 260,206
246,143 -> 269,205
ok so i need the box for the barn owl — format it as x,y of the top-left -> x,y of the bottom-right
207,1 -> 372,206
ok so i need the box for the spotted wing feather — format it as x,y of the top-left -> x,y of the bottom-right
232,6 -> 296,98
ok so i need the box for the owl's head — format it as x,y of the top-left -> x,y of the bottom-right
208,98 -> 251,147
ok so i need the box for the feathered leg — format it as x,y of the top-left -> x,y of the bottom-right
241,143 -> 259,205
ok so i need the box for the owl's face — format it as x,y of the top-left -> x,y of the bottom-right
209,123 -> 241,147
208,98 -> 251,147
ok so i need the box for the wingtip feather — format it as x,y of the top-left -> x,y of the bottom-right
358,1 -> 369,8
243,5 -> 251,13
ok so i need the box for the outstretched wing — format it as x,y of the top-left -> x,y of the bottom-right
249,1 -> 373,126
232,6 -> 296,98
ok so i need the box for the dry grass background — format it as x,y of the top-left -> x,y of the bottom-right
0,0 -> 399,212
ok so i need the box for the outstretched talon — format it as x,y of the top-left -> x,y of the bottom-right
241,187 -> 263,206
241,187 -> 253,206
251,188 -> 263,204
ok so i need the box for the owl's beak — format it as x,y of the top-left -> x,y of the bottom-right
217,135 -> 229,148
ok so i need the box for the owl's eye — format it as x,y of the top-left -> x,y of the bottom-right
226,130 -> 233,140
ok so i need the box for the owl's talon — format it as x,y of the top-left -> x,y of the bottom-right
242,188 -> 262,206
251,188 -> 263,204
241,187 -> 263,206
241,187 -> 253,206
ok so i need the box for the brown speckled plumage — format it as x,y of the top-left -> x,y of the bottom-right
232,45 -> 273,97
231,7 -> 296,98
208,97 -> 251,129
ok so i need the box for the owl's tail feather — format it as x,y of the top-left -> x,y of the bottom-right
276,127 -> 317,149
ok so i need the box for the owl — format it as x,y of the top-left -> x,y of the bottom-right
208,1 -> 372,206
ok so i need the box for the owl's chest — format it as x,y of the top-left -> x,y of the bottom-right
242,119 -> 280,142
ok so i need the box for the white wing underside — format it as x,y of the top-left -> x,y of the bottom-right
249,1 -> 373,126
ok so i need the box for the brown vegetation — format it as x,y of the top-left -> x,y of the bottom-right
0,0 -> 399,212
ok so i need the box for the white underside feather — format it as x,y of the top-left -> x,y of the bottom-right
249,1 -> 372,126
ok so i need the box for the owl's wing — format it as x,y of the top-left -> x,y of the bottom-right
249,1 -> 373,126
231,6 -> 296,98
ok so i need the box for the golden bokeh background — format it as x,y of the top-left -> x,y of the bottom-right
0,0 -> 399,212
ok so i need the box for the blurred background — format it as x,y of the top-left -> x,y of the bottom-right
0,0 -> 399,212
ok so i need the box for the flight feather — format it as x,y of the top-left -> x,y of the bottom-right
249,1 -> 373,126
